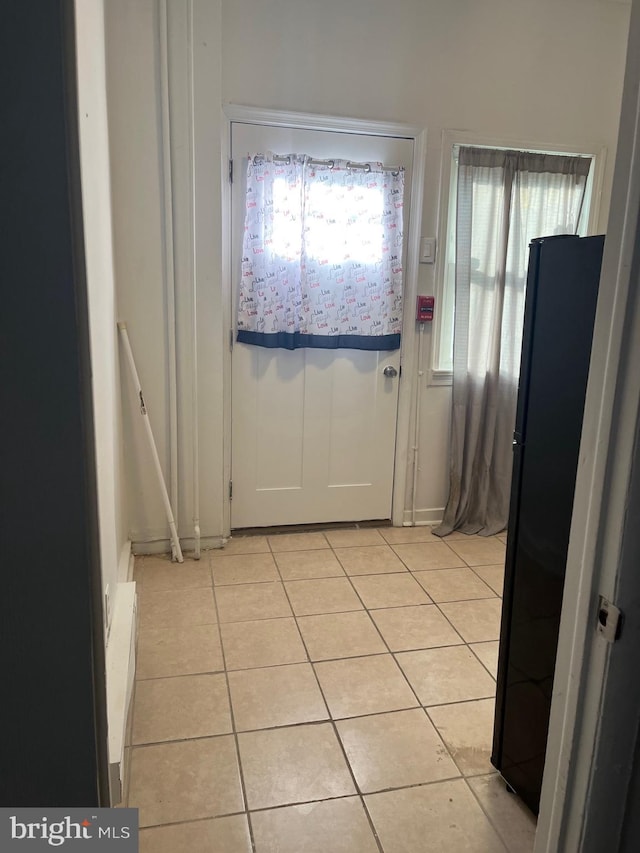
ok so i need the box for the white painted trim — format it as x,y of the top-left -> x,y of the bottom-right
429,368 -> 453,386
393,126 -> 427,526
132,534 -> 226,555
118,540 -> 132,584
431,129 -> 608,381
402,506 -> 444,526
223,103 -> 422,139
221,105 -> 427,531
106,582 -> 137,806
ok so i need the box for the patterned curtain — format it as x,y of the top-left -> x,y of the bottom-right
237,153 -> 405,351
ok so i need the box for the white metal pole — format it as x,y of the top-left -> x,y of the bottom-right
187,1 -> 201,559
118,322 -> 183,563
159,0 -> 180,561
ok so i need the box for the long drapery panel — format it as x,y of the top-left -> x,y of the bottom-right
237,153 -> 405,351
435,147 -> 591,536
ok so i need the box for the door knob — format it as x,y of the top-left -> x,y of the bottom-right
383,365 -> 398,378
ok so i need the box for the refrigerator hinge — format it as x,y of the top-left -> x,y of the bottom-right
596,595 -> 623,643
229,480 -> 233,501
229,158 -> 234,183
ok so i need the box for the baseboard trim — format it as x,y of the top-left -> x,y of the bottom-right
106,581 -> 137,805
401,507 -> 445,527
131,535 -> 225,556
119,540 -> 133,583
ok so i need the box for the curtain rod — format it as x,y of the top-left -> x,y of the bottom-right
253,153 -> 403,174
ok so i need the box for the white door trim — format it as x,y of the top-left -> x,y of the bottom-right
221,104 -> 427,532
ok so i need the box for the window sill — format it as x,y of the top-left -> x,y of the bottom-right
429,368 -> 453,386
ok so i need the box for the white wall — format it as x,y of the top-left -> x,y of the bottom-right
75,0 -> 128,609
106,0 -> 224,548
222,0 -> 630,524
105,0 -> 630,545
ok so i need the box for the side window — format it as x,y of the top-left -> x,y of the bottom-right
432,140 -> 598,378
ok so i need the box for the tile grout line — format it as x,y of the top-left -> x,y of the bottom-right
302,534 -> 487,851
133,528 -> 510,846
462,776 -> 512,853
344,534 -> 502,786
208,556 -> 258,853
273,554 -> 387,853
130,690 -> 500,750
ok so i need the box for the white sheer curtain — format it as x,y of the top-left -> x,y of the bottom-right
237,153 -> 405,351
435,147 -> 591,536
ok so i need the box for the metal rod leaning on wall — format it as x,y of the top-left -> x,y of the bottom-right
118,321 -> 184,563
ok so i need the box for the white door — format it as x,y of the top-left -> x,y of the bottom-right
231,122 -> 413,529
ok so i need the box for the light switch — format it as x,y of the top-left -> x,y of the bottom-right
420,237 -> 436,264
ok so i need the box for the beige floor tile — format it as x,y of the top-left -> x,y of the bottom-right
142,559 -> 212,592
211,553 -> 279,586
324,528 -> 386,548
439,598 -> 503,643
251,797 -> 379,853
370,604 -> 463,652
378,527 -> 472,544
297,610 -> 387,661
228,663 -> 328,730
133,673 -> 231,744
468,774 -> 537,852
129,736 -> 243,827
473,563 -> 505,596
220,617 -> 307,670
314,654 -> 418,718
216,536 -> 270,555
365,779 -> 507,853
392,542 -> 466,571
337,708 -> 459,792
136,625 -> 223,679
284,577 -> 363,616
133,558 -> 145,587
140,815 -> 252,853
470,641 -> 500,678
397,645 -> 495,706
378,526 -> 442,544
268,531 -> 329,552
427,698 -> 496,776
216,582 -> 292,622
138,587 -> 217,630
349,573 -> 430,609
238,723 -> 355,809
413,567 -> 496,602
274,549 -> 345,580
141,553 -> 176,568
447,536 -> 507,566
334,545 -> 407,575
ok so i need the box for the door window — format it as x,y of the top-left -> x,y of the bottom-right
238,152 -> 405,351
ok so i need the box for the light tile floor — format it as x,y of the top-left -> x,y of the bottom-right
126,526 -> 537,853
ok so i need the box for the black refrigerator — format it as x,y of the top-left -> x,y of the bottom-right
491,234 -> 605,814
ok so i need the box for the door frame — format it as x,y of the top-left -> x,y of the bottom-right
221,104 -> 427,533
